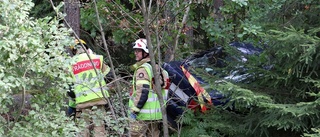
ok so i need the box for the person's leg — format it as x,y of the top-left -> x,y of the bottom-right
146,121 -> 160,137
77,108 -> 90,137
92,105 -> 107,137
130,120 -> 148,137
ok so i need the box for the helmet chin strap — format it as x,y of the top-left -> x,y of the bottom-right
142,52 -> 149,59
138,52 -> 149,61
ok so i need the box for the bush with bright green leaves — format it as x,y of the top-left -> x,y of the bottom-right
0,0 -> 82,136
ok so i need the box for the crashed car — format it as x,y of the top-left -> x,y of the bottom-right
163,42 -> 264,128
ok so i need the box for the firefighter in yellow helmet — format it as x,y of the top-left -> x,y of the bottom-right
67,39 -> 110,137
70,39 -> 94,55
129,38 -> 170,137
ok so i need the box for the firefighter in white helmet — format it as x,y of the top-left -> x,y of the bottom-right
67,39 -> 110,137
129,38 -> 170,137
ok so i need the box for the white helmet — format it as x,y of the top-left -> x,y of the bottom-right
133,38 -> 149,53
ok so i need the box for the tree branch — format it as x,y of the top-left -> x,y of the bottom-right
92,0 -> 127,118
171,0 -> 192,61
141,0 -> 169,136
49,0 -> 117,119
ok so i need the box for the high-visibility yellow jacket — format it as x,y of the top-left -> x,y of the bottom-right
68,53 -> 109,108
129,58 -> 169,120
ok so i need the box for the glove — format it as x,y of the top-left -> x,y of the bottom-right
67,91 -> 76,98
130,113 -> 137,120
67,84 -> 76,98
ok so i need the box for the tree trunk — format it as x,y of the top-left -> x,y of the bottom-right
184,25 -> 194,49
142,1 -> 170,136
214,0 -> 223,19
64,0 -> 80,37
171,0 -> 192,62
161,0 -> 175,62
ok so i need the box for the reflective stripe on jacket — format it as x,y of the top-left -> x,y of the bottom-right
71,53 -> 109,105
129,62 -> 166,120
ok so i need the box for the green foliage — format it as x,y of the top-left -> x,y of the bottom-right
9,106 -> 79,137
200,16 -> 234,44
0,0 -> 78,136
173,0 -> 320,136
304,128 -> 320,137
79,0 -> 140,67
175,79 -> 320,136
173,108 -> 248,137
257,26 -> 320,94
80,0 -> 140,43
30,0 -> 60,18
23,0 -> 320,136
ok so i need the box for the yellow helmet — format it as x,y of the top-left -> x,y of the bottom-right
75,39 -> 86,45
70,39 -> 87,50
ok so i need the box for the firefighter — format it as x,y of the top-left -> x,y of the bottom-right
129,38 -> 169,137
67,39 -> 110,137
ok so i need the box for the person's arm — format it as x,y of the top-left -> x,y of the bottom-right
131,67 -> 150,113
67,83 -> 76,116
99,55 -> 110,75
67,99 -> 76,116
101,63 -> 113,85
101,64 -> 110,74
